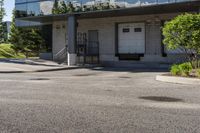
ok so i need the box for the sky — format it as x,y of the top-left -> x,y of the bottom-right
3,0 -> 15,22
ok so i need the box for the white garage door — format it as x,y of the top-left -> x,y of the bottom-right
118,23 -> 145,54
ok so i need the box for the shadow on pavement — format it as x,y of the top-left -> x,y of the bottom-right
139,96 -> 183,102
89,67 -> 169,73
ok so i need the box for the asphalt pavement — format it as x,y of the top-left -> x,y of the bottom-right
0,67 -> 199,133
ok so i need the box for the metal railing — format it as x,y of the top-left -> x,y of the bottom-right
54,46 -> 68,63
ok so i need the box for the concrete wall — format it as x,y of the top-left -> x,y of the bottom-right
52,13 -> 186,63
145,21 -> 162,55
52,21 -> 67,60
78,18 -> 117,62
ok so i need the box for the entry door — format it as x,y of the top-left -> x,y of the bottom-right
118,23 -> 145,54
88,30 -> 99,55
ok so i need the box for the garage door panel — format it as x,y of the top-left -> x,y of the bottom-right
118,23 -> 145,54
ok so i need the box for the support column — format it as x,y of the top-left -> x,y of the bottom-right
67,15 -> 77,66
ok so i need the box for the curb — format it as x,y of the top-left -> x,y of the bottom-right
0,66 -> 80,74
0,58 -> 59,66
156,75 -> 200,85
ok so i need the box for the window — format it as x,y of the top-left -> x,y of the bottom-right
15,0 -> 27,4
123,28 -> 130,33
27,2 -> 40,16
140,0 -> 157,5
15,0 -> 54,18
134,28 -> 142,32
15,4 -> 27,18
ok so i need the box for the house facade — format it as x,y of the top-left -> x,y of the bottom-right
15,0 -> 200,66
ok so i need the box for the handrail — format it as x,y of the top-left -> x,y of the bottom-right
54,46 -> 68,62
55,47 -> 67,57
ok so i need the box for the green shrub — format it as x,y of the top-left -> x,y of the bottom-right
170,64 -> 181,76
197,69 -> 200,78
170,62 -> 193,76
0,43 -> 16,55
0,48 -> 15,58
191,60 -> 200,69
0,43 -> 25,58
179,62 -> 192,76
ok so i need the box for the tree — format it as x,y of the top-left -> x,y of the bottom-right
9,11 -> 45,58
9,11 -> 24,53
23,28 -> 45,57
0,0 -> 5,43
52,0 -> 61,14
163,13 -> 200,68
60,1 -> 68,13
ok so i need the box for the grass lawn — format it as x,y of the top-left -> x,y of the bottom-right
0,44 -> 25,59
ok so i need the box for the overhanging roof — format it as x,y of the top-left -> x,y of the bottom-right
18,1 -> 200,23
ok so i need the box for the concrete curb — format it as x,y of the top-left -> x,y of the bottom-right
156,75 -> 200,85
0,65 -> 104,74
0,66 -> 80,74
0,58 -> 59,66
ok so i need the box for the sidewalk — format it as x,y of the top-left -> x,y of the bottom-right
0,59 -> 77,73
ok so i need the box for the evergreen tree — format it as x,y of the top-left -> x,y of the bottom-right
9,11 -> 23,53
0,0 -> 5,43
67,2 -> 75,13
52,0 -> 61,14
60,1 -> 68,13
9,11 -> 45,58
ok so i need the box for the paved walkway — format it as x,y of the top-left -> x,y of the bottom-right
0,59 -> 72,73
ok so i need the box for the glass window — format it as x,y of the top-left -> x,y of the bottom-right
140,0 -> 157,5
113,0 -> 140,8
27,2 -> 40,16
158,0 -> 169,4
15,4 -> 27,18
40,0 -> 54,15
81,0 -> 97,7
16,0 -> 55,17
176,0 -> 189,2
15,0 -> 27,4
158,0 -> 176,3
27,0 -> 38,2
15,0 -> 192,18
125,0 -> 141,7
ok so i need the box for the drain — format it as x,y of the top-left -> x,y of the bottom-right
30,78 -> 50,80
139,96 -> 183,102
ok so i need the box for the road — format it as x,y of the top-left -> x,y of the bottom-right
0,67 -> 199,133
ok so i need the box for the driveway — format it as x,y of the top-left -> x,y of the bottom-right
0,67 -> 199,133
